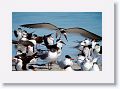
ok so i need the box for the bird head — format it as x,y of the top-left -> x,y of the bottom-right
56,39 -> 66,49
60,29 -> 68,41
45,33 -> 53,37
94,44 -> 101,53
33,34 -> 37,37
83,46 -> 90,57
17,28 -> 22,31
65,55 -> 74,60
45,33 -> 54,41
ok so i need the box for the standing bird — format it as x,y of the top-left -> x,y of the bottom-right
13,28 -> 23,40
12,56 -> 23,71
63,55 -> 74,71
20,23 -> 102,42
64,55 -> 74,67
48,39 -> 66,69
80,46 -> 98,71
36,39 -> 66,70
12,40 -> 35,55
20,52 -> 38,70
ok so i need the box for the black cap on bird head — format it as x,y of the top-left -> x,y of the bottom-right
18,28 -> 22,30
33,34 -> 37,37
65,55 -> 74,60
28,66 -> 35,70
65,55 -> 71,58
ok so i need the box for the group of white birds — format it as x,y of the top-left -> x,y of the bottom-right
74,39 -> 102,71
12,23 -> 102,71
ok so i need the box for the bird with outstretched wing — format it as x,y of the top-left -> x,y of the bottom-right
20,23 -> 102,42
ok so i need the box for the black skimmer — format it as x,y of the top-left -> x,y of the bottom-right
46,39 -> 65,70
12,40 -> 35,56
13,28 -> 35,41
32,34 -> 44,44
12,40 -> 35,55
19,29 -> 35,40
26,31 -> 35,40
36,39 -> 66,70
20,23 -> 102,42
44,37 -> 65,52
20,52 -> 38,70
13,53 -> 39,71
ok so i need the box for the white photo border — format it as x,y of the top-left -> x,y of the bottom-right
0,0 -> 114,83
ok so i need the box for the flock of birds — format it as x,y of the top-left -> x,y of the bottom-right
12,23 -> 102,71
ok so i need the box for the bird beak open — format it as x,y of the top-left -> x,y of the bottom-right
63,33 -> 68,41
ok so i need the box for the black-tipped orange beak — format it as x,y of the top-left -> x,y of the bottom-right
70,58 -> 74,60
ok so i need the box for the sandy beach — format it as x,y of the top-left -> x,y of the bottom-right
12,62 -> 81,71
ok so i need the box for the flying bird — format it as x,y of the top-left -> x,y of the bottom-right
20,23 -> 102,42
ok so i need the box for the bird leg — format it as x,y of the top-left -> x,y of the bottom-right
48,62 -> 52,70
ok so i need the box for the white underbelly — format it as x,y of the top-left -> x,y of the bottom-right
83,62 -> 93,71
47,51 -> 58,62
65,67 -> 74,71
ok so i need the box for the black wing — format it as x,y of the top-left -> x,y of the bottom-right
12,40 -> 34,47
20,23 -> 59,30
19,40 -> 34,47
66,27 -> 102,42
